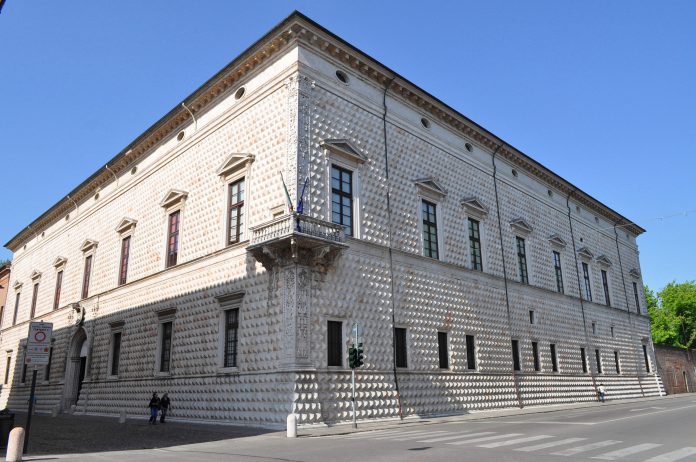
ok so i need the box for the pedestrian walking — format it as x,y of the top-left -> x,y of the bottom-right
597,383 -> 606,403
159,393 -> 171,423
148,392 -> 160,424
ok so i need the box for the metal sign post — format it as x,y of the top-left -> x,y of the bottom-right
24,321 -> 53,453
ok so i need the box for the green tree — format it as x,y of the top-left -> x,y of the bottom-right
648,281 -> 696,348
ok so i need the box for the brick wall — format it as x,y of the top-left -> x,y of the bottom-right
654,344 -> 695,394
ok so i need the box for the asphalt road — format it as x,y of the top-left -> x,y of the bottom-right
30,394 -> 696,461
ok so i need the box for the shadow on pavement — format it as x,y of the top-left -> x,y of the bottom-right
15,412 -> 276,456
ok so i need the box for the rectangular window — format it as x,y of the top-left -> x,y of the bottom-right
224,309 -> 239,368
582,262 -> 592,301
553,251 -> 564,293
633,282 -> 641,314
550,343 -> 558,372
394,327 -> 407,368
12,292 -> 20,326
30,283 -> 39,319
529,310 -> 535,325
110,332 -> 122,376
512,339 -> 521,371
422,200 -> 439,259
4,356 -> 11,384
331,166 -> 353,237
614,351 -> 621,374
0,306 -> 3,328
53,270 -> 63,310
643,344 -> 650,372
516,237 -> 528,284
610,326 -> 615,337
592,321 -> 597,335
166,211 -> 180,268
532,341 -> 540,371
82,255 -> 93,299
44,347 -> 53,382
466,335 -> 477,370
468,218 -> 483,271
601,270 -> 611,306
119,236 -> 131,285
438,332 -> 449,369
327,320 -> 343,367
227,178 -> 246,244
159,321 -> 173,372
580,347 -> 588,373
595,349 -> 603,374
21,354 -> 27,383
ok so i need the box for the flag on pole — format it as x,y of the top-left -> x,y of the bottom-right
297,177 -> 308,214
279,171 -> 294,213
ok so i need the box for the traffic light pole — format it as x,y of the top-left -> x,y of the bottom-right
351,322 -> 358,429
24,367 -> 37,453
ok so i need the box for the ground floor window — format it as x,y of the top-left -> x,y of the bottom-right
532,341 -> 540,371
595,349 -> 603,374
159,321 -> 173,373
466,335 -> 477,370
394,328 -> 407,368
438,332 -> 449,369
512,339 -> 521,371
581,347 -> 588,373
327,320 -> 343,367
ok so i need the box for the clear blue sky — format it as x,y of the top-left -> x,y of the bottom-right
1,1 -> 694,292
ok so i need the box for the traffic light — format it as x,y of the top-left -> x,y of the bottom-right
348,346 -> 357,369
356,343 -> 364,368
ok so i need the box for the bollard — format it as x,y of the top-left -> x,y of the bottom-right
6,427 -> 25,462
118,410 -> 127,424
286,414 -> 297,438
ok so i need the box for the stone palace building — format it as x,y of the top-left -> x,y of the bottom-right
0,12 -> 662,427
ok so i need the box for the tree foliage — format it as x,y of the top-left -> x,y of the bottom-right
648,281 -> 696,349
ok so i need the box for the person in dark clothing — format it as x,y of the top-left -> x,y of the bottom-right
148,392 -> 160,424
159,393 -> 171,423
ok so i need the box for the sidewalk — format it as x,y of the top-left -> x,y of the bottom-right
298,392 -> 682,437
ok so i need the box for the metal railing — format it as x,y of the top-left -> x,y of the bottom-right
249,213 -> 345,246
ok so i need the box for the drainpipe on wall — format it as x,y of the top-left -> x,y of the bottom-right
181,102 -> 197,132
490,144 -> 523,409
566,190 -> 598,394
381,75 -> 403,420
613,223 -> 645,397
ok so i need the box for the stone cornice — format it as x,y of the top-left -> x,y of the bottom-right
5,11 -> 644,252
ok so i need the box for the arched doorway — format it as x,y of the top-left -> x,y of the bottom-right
63,328 -> 89,408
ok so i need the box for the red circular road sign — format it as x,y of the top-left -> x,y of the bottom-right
34,331 -> 46,342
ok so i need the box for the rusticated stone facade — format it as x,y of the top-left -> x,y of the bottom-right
0,12 -> 662,428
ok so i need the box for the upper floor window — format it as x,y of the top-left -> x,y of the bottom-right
53,270 -> 63,310
166,211 -> 180,268
82,255 -> 93,299
633,282 -> 641,314
582,262 -> 592,301
553,251 -> 564,293
422,200 -> 439,259
227,178 -> 245,244
331,165 -> 353,237
119,236 -> 131,286
516,237 -> 528,284
601,269 -> 611,306
532,341 -> 540,371
12,291 -> 20,326
468,218 -> 483,271
30,283 -> 39,319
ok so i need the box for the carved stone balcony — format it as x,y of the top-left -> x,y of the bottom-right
247,213 -> 347,269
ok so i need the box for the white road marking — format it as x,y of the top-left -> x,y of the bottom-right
492,420 -> 594,425
477,435 -> 553,448
417,431 -> 481,443
592,443 -> 662,460
387,430 -> 450,441
516,437 -> 587,452
643,447 -> 696,462
595,405 -> 696,424
630,407 -> 665,412
448,433 -> 523,446
342,429 -> 404,438
372,430 -> 447,440
551,440 -> 622,456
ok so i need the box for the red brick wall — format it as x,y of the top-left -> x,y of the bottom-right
654,344 -> 696,394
